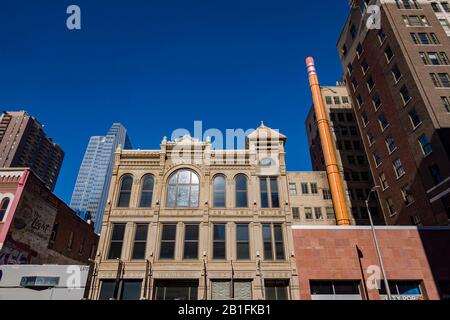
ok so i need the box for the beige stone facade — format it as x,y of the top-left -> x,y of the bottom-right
89,124 -> 329,300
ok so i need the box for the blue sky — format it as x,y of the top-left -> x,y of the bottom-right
0,0 -> 349,202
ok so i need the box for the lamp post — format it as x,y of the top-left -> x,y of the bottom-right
366,186 -> 392,300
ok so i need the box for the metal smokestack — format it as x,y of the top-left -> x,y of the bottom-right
305,57 -> 350,226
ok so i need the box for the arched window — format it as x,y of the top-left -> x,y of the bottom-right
0,197 -> 10,221
117,175 -> 133,208
213,175 -> 226,208
166,170 -> 200,208
139,175 -> 155,208
235,175 -> 248,208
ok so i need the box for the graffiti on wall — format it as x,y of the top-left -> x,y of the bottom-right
0,239 -> 37,265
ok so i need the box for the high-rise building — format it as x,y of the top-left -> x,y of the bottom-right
0,111 -> 64,191
337,0 -> 450,225
70,123 -> 132,233
305,83 -> 383,225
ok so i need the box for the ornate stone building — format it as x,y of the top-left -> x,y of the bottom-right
89,124 -> 307,300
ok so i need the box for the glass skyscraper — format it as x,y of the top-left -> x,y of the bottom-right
70,123 -> 132,233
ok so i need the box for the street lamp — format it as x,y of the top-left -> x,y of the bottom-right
366,186 -> 392,300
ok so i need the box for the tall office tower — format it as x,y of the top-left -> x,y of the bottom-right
305,83 -> 383,225
337,0 -> 450,225
70,124 -> 132,233
0,111 -> 64,191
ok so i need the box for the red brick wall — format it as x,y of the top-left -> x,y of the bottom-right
293,226 -> 450,300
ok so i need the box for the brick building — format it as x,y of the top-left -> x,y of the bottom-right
337,0 -> 450,225
0,168 -> 98,265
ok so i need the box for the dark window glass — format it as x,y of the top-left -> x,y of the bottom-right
118,175 -> 133,207
236,224 -> 250,260
154,280 -> 199,300
274,224 -> 285,260
262,224 -> 273,260
132,224 -> 148,260
99,280 -> 116,300
183,224 -> 199,260
235,175 -> 248,208
108,224 -> 126,260
160,224 -> 176,259
270,178 -> 280,208
213,224 -> 226,260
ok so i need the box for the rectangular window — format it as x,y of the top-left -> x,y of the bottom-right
213,224 -> 226,260
431,73 -> 450,87
362,112 -> 369,126
401,185 -> 415,205
183,224 -> 199,260
108,223 -> 126,260
325,96 -> 332,104
372,93 -> 382,110
441,96 -> 450,112
67,231 -> 74,250
289,183 -> 297,195
380,172 -> 389,190
400,86 -> 411,105
379,281 -> 423,299
314,207 -> 323,220
160,224 -> 177,260
367,131 -> 375,146
305,207 -> 313,220
429,164 -> 443,185
334,96 -> 341,105
301,183 -> 309,194
385,135 -> 397,153
262,224 -> 285,261
99,279 -> 143,300
260,177 -> 280,208
323,189 -> 332,200
378,28 -> 387,44
236,224 -> 250,260
379,113 -> 389,131
132,224 -> 148,260
265,280 -> 289,300
292,207 -> 300,219
367,77 -> 375,92
392,65 -> 402,82
408,109 -> 422,128
310,281 -> 361,300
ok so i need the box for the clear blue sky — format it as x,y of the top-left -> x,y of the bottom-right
0,0 -> 349,203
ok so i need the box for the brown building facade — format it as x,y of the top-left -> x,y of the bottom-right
0,111 -> 64,191
337,0 -> 450,225
305,84 -> 382,225
293,225 -> 450,300
0,168 -> 98,265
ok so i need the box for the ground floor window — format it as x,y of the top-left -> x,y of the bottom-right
153,280 -> 198,300
379,280 -> 424,300
211,280 -> 252,300
265,280 -> 289,300
310,280 -> 362,300
99,279 -> 142,300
